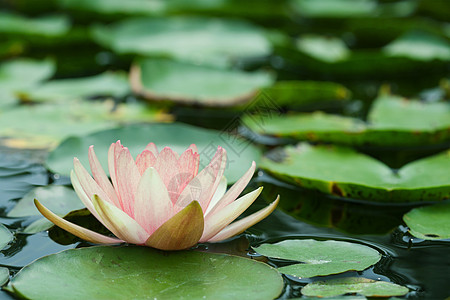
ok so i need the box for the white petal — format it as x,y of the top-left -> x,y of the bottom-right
205,176 -> 227,216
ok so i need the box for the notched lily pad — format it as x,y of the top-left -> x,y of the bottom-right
6,246 -> 283,300
255,239 -> 381,278
130,58 -> 273,107
301,277 -> 409,298
244,95 -> 450,147
91,16 -> 272,66
261,143 -> 450,202
403,202 -> 450,240
46,123 -> 262,183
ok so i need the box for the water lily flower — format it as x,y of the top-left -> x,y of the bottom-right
35,141 -> 279,250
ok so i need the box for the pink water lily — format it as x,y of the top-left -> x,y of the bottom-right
35,141 -> 279,250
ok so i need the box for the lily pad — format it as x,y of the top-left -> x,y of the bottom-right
130,58 -> 273,106
0,224 -> 13,251
19,71 -> 131,102
383,31 -> 450,61
58,0 -> 165,16
261,143 -> 450,202
255,239 -> 381,278
403,202 -> 450,240
0,12 -> 70,38
7,185 -> 84,233
290,0 -> 377,18
46,123 -> 262,183
244,95 -> 450,147
6,246 -> 283,299
301,277 -> 409,297
91,16 -> 272,66
0,267 -> 9,286
296,35 -> 350,63
0,100 -> 170,149
0,58 -> 55,106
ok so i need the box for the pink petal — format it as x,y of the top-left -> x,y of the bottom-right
205,176 -> 227,216
205,161 -> 256,218
108,141 -> 123,197
134,167 -> 174,235
176,147 -> 227,213
207,195 -> 279,242
144,142 -> 159,157
188,144 -> 198,154
200,187 -> 263,242
135,150 -> 157,175
70,170 -> 103,222
115,148 -> 141,217
177,148 -> 200,195
73,158 -> 115,207
154,147 -> 181,204
35,199 -> 122,244
145,201 -> 204,250
88,146 -> 120,208
92,194 -> 149,244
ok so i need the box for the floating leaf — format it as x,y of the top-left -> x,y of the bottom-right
0,12 -> 70,37
290,0 -> 377,18
46,123 -> 262,183
0,224 -> 13,251
91,16 -> 271,66
6,246 -> 283,299
0,100 -> 170,149
7,185 -> 85,233
403,202 -> 450,240
255,239 -> 381,278
0,267 -> 9,286
383,31 -> 450,61
131,58 -> 273,106
296,36 -> 350,63
58,0 -> 165,16
244,95 -> 450,147
301,277 -> 409,297
19,72 -> 131,102
261,143 -> 450,202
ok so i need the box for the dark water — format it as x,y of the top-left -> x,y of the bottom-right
0,151 -> 449,299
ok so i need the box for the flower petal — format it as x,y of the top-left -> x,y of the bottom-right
88,146 -> 120,208
107,141 -> 123,196
177,148 -> 200,194
205,176 -> 227,216
134,167 -> 173,235
144,142 -> 159,157
34,199 -> 122,244
135,150 -> 157,175
205,161 -> 255,218
115,148 -> 141,217
176,147 -> 227,213
207,195 -> 279,242
200,187 -> 263,242
73,158 -> 115,206
154,147 -> 181,203
188,144 -> 198,154
92,194 -> 149,244
145,200 -> 204,250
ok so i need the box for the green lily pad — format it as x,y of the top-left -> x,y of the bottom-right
261,143 -> 450,202
259,81 -> 351,109
296,35 -> 350,63
0,100 -> 170,149
0,224 -> 13,251
46,122 -> 262,183
91,16 -> 271,66
244,95 -> 450,147
0,267 -> 9,286
383,31 -> 450,61
255,239 -> 381,278
6,246 -> 283,299
7,185 -> 84,233
19,71 -> 131,102
301,277 -> 409,297
290,0 -> 377,18
403,202 -> 450,240
0,12 -> 70,38
131,58 -> 273,106
0,58 -> 55,106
